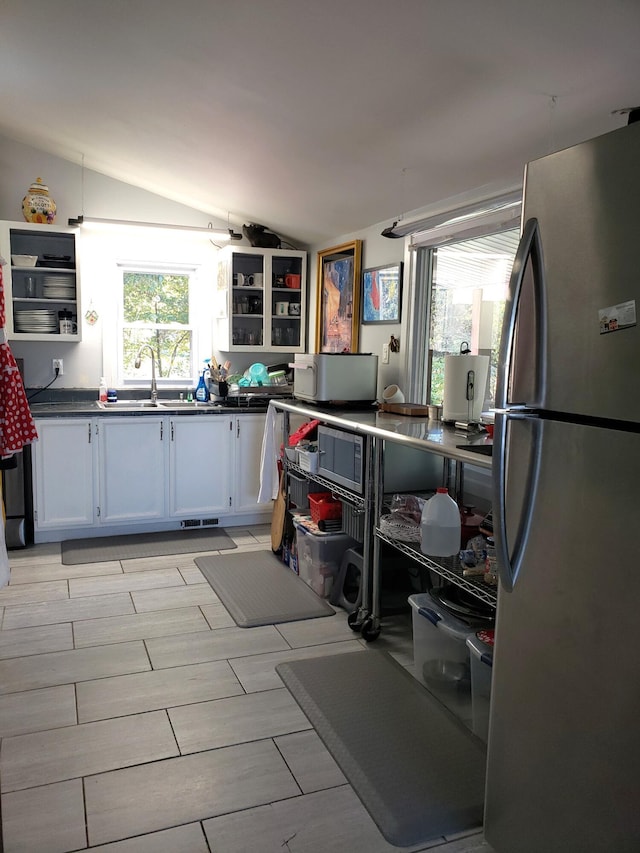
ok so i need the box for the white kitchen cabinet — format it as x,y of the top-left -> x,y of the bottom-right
97,417 -> 167,524
214,245 -> 306,352
31,411 -> 271,540
233,413 -> 267,513
32,419 -> 95,530
0,220 -> 82,342
168,415 -> 234,518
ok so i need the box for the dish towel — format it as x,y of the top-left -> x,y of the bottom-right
257,401 -> 280,503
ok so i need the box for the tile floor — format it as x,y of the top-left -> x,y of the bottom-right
0,526 -> 495,853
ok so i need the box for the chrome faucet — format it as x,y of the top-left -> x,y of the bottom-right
134,345 -> 158,403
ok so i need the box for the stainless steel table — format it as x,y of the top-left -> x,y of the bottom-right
271,400 -> 495,640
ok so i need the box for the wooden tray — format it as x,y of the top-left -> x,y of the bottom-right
379,402 -> 432,416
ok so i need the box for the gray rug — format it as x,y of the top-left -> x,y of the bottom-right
195,551 -> 334,627
62,528 -> 237,565
276,649 -> 486,848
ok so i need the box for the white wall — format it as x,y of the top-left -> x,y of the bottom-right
307,180 -> 517,401
0,134 -> 235,390
2,134 -> 514,397
306,225 -> 405,400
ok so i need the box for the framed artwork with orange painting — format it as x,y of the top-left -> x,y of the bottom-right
362,262 -> 403,324
315,240 -> 362,353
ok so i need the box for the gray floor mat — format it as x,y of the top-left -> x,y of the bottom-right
276,649 -> 486,847
195,551 -> 335,627
62,528 -> 237,564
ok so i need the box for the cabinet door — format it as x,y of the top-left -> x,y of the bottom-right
32,419 -> 95,529
214,246 -> 306,353
98,417 -> 167,523
1,220 -> 81,342
268,249 -> 306,351
234,414 -> 267,513
169,416 -> 234,517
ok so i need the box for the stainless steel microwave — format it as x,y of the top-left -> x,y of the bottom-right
317,424 -> 442,495
317,425 -> 365,493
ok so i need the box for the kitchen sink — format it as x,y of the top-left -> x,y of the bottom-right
97,400 -> 163,409
160,400 -> 204,408
96,400 -> 218,410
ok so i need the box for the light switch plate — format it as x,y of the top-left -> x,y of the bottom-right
382,343 -> 389,364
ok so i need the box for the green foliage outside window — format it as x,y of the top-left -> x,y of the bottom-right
122,272 -> 193,379
429,286 -> 472,405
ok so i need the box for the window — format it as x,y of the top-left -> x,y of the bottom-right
401,194 -> 521,407
119,264 -> 197,384
426,229 -> 519,406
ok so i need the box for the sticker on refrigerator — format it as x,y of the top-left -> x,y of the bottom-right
598,300 -> 636,334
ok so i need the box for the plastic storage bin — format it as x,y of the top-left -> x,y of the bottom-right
288,472 -> 310,509
308,492 -> 342,523
466,629 -> 494,743
297,448 -> 319,473
293,520 -> 356,598
408,591 -> 479,723
341,500 -> 365,542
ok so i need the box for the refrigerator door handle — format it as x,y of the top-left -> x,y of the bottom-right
495,217 -> 546,410
494,411 -> 543,592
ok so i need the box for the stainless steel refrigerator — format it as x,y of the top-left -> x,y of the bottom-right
485,120 -> 640,852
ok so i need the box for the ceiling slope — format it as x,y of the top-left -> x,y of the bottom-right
1,0 -> 639,245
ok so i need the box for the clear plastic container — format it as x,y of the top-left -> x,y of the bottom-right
408,591 -> 475,723
466,630 -> 494,742
420,487 -> 461,556
268,370 -> 287,386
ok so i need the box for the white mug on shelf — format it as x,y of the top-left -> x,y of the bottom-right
275,301 -> 289,315
59,319 -> 77,335
251,273 -> 264,287
383,384 -> 405,404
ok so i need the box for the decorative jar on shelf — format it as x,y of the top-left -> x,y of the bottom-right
22,178 -> 57,224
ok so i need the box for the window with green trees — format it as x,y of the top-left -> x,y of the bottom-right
121,269 -> 194,380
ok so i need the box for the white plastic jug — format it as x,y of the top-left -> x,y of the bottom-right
420,488 -> 461,557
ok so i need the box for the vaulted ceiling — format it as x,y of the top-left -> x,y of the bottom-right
1,0 -> 639,246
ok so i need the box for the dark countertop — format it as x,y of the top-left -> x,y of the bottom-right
29,400 -> 270,418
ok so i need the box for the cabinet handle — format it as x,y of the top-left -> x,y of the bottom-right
160,422 -> 164,440
237,420 -> 240,438
88,423 -> 92,443
171,422 -> 174,440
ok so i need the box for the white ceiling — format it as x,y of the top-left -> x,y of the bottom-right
1,1 -> 639,247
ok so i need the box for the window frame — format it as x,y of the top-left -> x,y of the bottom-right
116,259 -> 200,389
401,196 -> 522,405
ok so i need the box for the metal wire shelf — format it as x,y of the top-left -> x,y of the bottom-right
375,530 -> 498,607
286,461 -> 365,507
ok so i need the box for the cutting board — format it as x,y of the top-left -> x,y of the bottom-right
379,402 -> 432,416
271,471 -> 287,552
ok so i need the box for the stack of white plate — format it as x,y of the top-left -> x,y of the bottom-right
43,275 -> 75,299
14,309 -> 58,333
